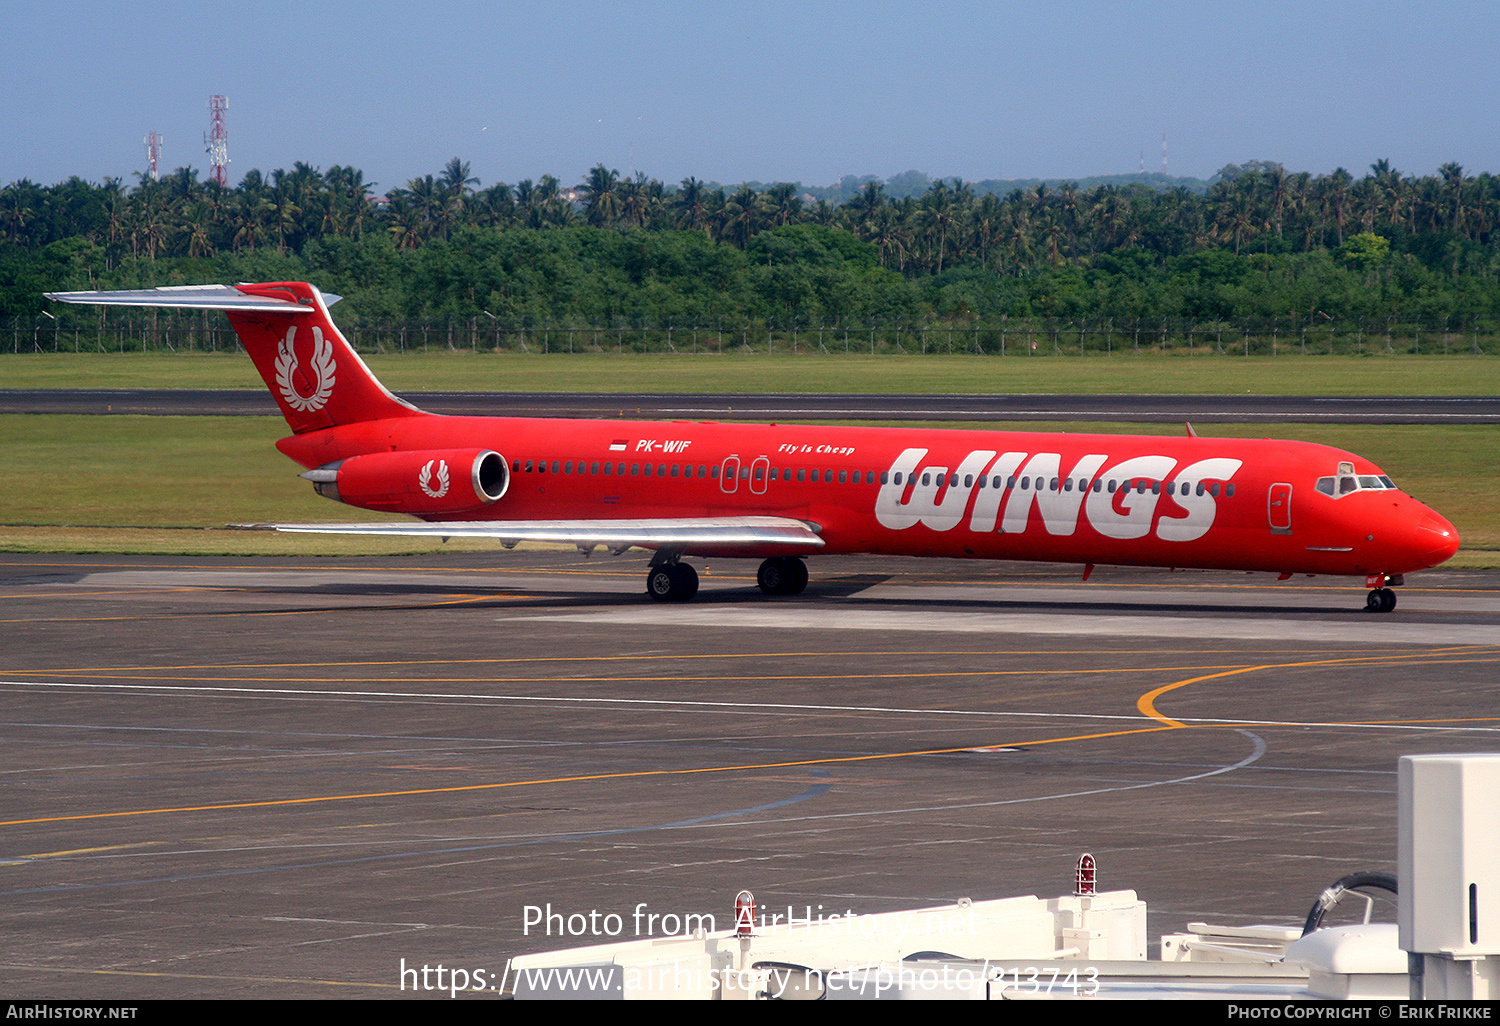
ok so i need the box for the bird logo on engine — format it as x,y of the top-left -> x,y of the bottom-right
418,459 -> 451,499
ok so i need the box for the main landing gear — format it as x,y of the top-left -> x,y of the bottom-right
645,556 -> 810,601
646,561 -> 699,602
757,557 -> 808,596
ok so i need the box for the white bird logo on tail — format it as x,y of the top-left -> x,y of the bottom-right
275,325 -> 336,412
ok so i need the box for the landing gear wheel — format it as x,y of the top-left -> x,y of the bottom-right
757,557 -> 808,596
1365,588 -> 1397,613
671,562 -> 699,600
647,563 -> 698,602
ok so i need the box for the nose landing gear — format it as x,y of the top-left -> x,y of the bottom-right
1363,573 -> 1401,613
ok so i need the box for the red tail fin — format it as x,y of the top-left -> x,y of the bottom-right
226,282 -> 424,433
44,281 -> 426,434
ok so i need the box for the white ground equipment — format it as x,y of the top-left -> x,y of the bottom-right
504,753 -> 1496,999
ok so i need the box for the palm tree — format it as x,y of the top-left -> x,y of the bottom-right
403,174 -> 445,241
1266,164 -> 1289,239
180,199 -> 216,258
1057,180 -> 1081,257
439,157 -> 479,232
1439,162 -> 1466,236
862,204 -> 904,270
968,192 -> 1002,270
1324,168 -> 1353,245
384,191 -> 426,251
0,179 -> 42,247
675,177 -> 709,234
475,181 -> 515,228
534,175 -> 573,227
229,191 -> 271,252
579,164 -> 622,227
1368,160 -> 1407,236
325,165 -> 375,237
619,172 -> 665,228
98,177 -> 128,266
919,179 -> 958,273
848,180 -> 885,221
723,184 -> 761,248
441,157 -> 478,196
763,183 -> 802,227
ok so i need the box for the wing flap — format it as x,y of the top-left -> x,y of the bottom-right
232,515 -> 824,554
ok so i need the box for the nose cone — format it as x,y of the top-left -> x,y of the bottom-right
1404,509 -> 1461,570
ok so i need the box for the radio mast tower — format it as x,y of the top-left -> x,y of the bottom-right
205,95 -> 230,187
1161,133 -> 1168,175
144,131 -> 162,181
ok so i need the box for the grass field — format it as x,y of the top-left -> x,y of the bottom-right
1,413 -> 1493,566
3,350 -> 1499,396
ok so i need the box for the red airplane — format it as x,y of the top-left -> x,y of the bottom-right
46,281 -> 1459,612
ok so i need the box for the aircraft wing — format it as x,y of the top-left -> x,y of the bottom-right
232,515 -> 825,556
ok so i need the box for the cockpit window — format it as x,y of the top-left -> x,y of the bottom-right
1316,471 -> 1398,498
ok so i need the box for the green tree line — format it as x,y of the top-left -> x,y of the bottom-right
4,157 -> 1499,330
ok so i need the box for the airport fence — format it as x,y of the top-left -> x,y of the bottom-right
6,309 -> 1500,357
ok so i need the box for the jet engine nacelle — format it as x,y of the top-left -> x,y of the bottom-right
304,449 -> 508,514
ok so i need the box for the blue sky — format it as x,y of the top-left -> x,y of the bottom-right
6,0 -> 1498,191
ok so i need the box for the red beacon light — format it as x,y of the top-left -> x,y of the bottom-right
734,890 -> 756,936
1075,853 -> 1097,896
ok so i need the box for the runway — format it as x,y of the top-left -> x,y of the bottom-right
1,551 -> 1497,998
4,388 -> 1498,423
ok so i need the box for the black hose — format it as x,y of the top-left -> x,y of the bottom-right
1301,871 -> 1398,936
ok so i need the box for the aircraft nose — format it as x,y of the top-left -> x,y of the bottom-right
1406,509 -> 1460,569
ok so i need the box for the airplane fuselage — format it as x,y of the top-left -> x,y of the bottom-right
276,415 -> 1456,579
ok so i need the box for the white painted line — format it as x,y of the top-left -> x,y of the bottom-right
5,681 -> 1497,734
857,583 -> 1500,614
505,605 -> 1500,646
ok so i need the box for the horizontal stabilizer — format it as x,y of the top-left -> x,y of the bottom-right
230,515 -> 825,555
45,284 -> 339,313
49,282 -> 417,433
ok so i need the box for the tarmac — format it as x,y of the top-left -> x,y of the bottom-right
1,550 -> 1496,998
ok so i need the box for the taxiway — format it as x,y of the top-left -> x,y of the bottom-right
0,552 -> 1496,998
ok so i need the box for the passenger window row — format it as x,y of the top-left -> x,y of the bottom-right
508,459 -> 879,483
775,468 -> 877,484
507,458 -> 1235,498
886,471 -> 1235,498
514,459 -> 720,478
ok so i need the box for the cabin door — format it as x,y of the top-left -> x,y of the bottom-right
1268,482 -> 1293,534
720,456 -> 741,494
